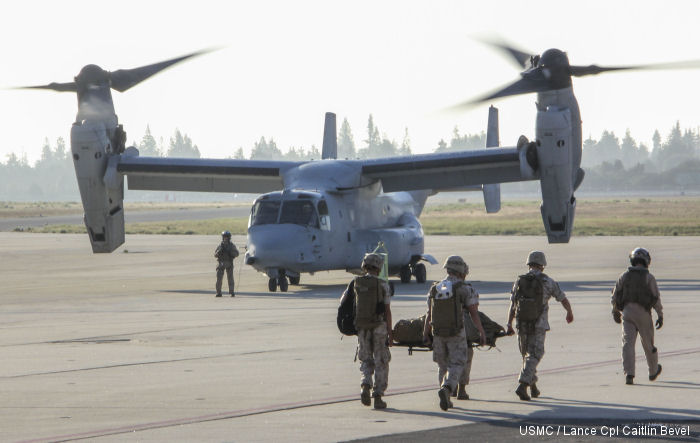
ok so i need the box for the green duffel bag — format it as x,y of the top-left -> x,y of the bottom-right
392,314 -> 426,345
465,311 -> 506,347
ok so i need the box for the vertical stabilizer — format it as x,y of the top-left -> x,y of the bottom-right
322,112 -> 337,159
483,106 -> 501,213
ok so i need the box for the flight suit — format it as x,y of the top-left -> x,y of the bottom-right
611,266 -> 663,378
215,240 -> 239,296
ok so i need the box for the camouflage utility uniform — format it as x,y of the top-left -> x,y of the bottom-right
429,275 -> 479,394
511,269 -> 567,385
353,275 -> 392,397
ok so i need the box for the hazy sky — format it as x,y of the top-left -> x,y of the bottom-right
2,0 -> 700,164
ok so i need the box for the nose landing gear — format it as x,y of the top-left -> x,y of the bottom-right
399,263 -> 427,284
267,270 -> 290,292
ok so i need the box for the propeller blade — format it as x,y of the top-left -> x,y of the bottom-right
450,75 -> 552,109
571,59 -> 700,77
110,48 -> 216,92
13,82 -> 77,92
478,38 -> 534,69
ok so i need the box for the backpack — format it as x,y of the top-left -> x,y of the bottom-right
429,280 -> 465,337
392,315 -> 426,345
353,276 -> 385,329
514,273 -> 545,324
337,280 -> 357,336
621,268 -> 657,311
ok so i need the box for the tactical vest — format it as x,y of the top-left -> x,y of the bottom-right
216,242 -> 238,263
514,273 -> 545,324
429,280 -> 465,337
353,275 -> 385,329
621,268 -> 657,311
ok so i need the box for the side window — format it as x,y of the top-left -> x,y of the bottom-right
318,200 -> 331,231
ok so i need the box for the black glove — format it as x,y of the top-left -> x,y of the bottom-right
612,311 -> 621,324
655,317 -> 663,330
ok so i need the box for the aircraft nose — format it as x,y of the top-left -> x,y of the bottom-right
247,225 -> 315,268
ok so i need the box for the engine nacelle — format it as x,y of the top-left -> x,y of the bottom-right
536,106 -> 575,243
71,121 -> 125,252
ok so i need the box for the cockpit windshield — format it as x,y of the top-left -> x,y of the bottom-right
250,199 -> 320,228
250,200 -> 281,226
280,200 -> 319,228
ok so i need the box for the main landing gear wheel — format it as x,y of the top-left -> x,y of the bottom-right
268,277 -> 277,292
289,275 -> 300,285
413,263 -> 427,283
278,276 -> 289,292
399,265 -> 412,283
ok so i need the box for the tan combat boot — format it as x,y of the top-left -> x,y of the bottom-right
360,384 -> 371,406
438,386 -> 451,411
457,383 -> 469,400
515,382 -> 531,401
373,394 -> 387,410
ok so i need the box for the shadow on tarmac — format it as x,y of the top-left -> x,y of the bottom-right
349,396 -> 700,442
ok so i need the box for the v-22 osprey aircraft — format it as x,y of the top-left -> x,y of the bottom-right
24,44 -> 694,291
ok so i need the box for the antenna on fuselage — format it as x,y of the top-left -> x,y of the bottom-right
321,112 -> 337,160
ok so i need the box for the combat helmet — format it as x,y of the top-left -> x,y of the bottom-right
443,255 -> 468,275
629,247 -> 651,267
221,230 -> 231,238
361,253 -> 384,271
526,250 -> 547,267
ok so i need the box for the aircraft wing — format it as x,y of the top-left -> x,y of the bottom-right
360,147 -> 524,192
117,156 -> 304,193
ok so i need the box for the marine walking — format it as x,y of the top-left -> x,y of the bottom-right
339,253 -> 393,409
423,256 -> 485,410
611,247 -> 663,385
505,251 -> 574,401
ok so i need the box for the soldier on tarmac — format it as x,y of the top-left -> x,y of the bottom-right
506,251 -> 574,401
611,247 -> 663,385
339,253 -> 393,410
215,231 -> 239,297
423,256 -> 485,411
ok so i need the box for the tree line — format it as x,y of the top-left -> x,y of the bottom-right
2,116 -> 700,201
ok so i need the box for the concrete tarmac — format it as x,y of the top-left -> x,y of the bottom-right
1,233 -> 699,442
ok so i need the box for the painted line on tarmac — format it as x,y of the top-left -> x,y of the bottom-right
3,349 -> 285,379
17,346 -> 700,443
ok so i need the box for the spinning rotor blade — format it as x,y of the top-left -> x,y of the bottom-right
450,72 -> 552,109
110,48 -> 215,92
570,59 -> 700,77
479,38 -> 534,69
14,81 -> 77,92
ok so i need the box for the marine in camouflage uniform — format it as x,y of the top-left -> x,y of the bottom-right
423,256 -> 485,410
611,247 -> 663,385
215,231 -> 239,297
339,253 -> 392,410
506,251 -> 574,401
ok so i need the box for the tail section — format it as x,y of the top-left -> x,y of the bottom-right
321,112 -> 337,160
483,106 -> 501,213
